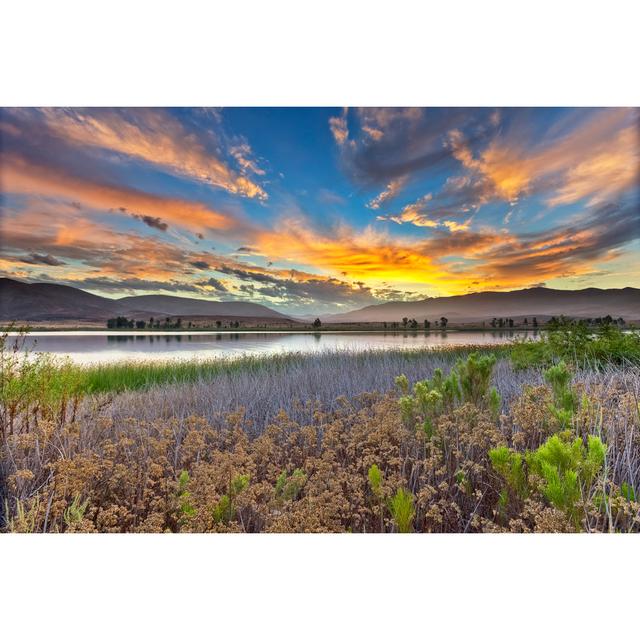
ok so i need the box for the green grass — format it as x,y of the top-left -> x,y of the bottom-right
3,343 -> 511,399
11,322 -> 640,403
78,345 -> 510,393
510,322 -> 640,369
76,353 -> 307,393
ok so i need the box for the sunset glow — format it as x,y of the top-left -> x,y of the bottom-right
1,107 -> 638,314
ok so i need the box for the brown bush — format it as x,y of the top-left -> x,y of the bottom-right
2,378 -> 639,533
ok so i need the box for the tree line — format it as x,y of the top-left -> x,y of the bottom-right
106,316 -> 244,330
378,317 -> 450,330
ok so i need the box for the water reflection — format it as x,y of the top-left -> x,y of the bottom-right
15,330 -> 537,365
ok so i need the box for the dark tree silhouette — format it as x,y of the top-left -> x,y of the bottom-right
312,318 -> 322,329
440,317 -> 448,329
106,316 -> 134,329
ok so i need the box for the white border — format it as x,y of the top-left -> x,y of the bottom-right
1,0 -> 639,106
1,534 -> 639,638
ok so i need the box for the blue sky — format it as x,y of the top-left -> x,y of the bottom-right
1,107 -> 638,314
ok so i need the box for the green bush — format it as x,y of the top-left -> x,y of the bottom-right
397,352 -> 500,435
275,468 -> 307,501
394,374 -> 409,395
620,482 -> 636,502
454,352 -> 497,405
490,433 -> 607,529
488,386 -> 501,421
63,495 -> 90,527
367,464 -> 386,532
176,470 -> 196,524
511,321 -> 640,369
389,488 -> 415,533
212,474 -> 250,524
544,361 -> 577,430
489,447 -> 528,499
1,332 -> 85,435
527,433 -> 606,528
367,464 -> 383,499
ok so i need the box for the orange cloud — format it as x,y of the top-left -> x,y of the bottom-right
367,176 -> 408,209
1,153 -> 245,234
442,220 -> 470,233
329,108 -> 349,146
4,196 -> 637,302
377,193 -> 472,232
449,108 -> 639,207
252,197 -> 639,296
15,108 -> 267,200
547,125 -> 640,206
254,217 -> 470,292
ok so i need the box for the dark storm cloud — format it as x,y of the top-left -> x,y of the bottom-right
335,107 -> 496,187
189,260 -> 210,270
18,253 -> 66,266
216,265 -> 281,285
431,200 -> 640,284
19,274 -> 205,295
213,263 -> 420,307
195,277 -> 228,292
132,213 -> 169,232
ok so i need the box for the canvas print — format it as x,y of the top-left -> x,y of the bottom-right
1,107 -> 639,533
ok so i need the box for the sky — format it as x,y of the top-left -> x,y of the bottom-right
1,107 -> 638,315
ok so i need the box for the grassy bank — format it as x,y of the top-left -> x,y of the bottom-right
4,333 -> 510,396
85,345 -> 515,392
80,352 -> 307,393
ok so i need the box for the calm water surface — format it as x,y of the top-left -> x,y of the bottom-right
11,330 -> 536,365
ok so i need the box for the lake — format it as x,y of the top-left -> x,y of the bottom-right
9,330 -> 536,365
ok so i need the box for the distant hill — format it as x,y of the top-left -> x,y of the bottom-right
322,287 -> 640,324
117,294 -> 290,319
3,279 -> 638,325
0,278 -> 125,321
0,278 -> 290,322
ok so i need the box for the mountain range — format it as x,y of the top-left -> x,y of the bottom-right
1,277 -> 639,324
323,286 -> 640,323
0,278 -> 289,322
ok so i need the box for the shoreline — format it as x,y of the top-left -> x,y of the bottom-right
2,326 -> 543,335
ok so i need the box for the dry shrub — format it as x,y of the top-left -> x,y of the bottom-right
2,371 -> 639,533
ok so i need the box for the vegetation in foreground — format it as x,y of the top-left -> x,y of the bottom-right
511,318 -> 640,368
0,326 -> 638,532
